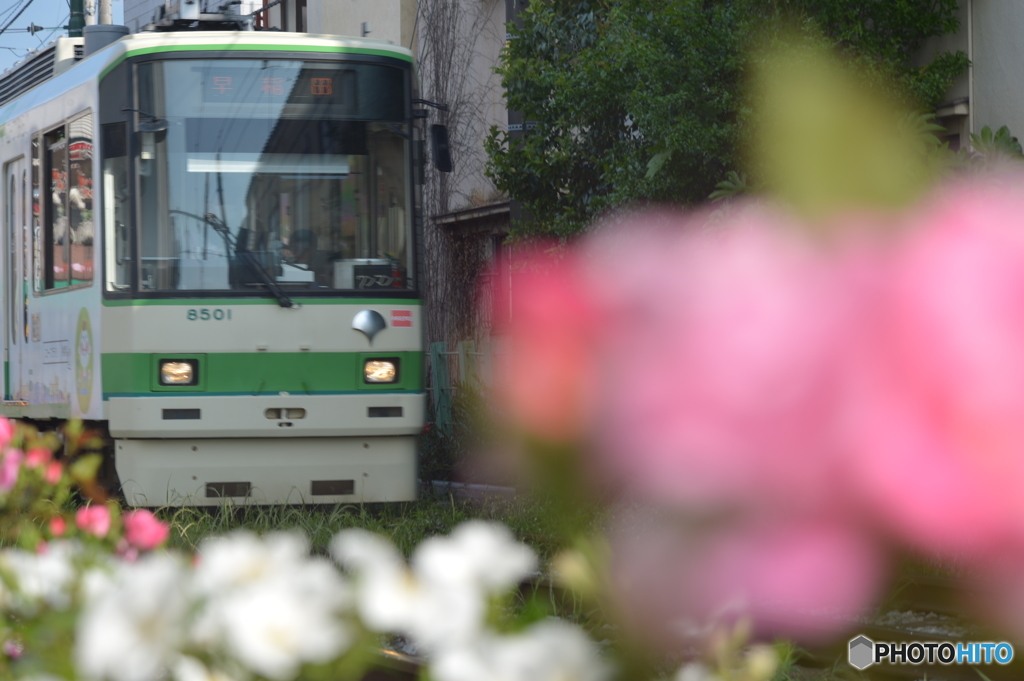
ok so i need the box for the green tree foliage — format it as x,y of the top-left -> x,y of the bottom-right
486,0 -> 968,237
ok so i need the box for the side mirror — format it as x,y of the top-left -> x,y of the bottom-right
137,118 -> 168,133
431,124 -> 452,173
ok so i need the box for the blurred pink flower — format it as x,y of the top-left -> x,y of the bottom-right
0,418 -> 13,450
609,510 -> 884,644
490,248 -> 600,443
24,448 -> 51,469
44,461 -> 62,486
585,208 -> 865,512
4,638 -> 23,659
846,181 -> 1024,557
123,509 -> 170,550
49,515 -> 67,538
76,505 -> 111,539
0,450 -> 23,492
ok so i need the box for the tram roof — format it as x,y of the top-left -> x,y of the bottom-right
0,31 -> 413,129
103,31 -> 415,74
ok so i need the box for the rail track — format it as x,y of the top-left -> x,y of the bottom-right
361,574 -> 1024,681
801,575 -> 1023,680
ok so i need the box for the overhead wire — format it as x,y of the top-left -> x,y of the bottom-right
0,0 -> 25,24
0,0 -> 36,40
36,13 -> 67,44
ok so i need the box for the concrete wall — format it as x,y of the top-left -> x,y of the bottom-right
971,2 -> 1024,143
448,0 -> 505,209
309,0 -> 416,44
417,0 -> 506,212
917,2 -> 1024,149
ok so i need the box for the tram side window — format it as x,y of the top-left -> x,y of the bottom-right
40,112 -> 94,291
69,114 -> 94,286
102,122 -> 129,291
43,127 -> 66,289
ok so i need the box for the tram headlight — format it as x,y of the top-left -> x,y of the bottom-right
159,360 -> 198,386
364,359 -> 398,384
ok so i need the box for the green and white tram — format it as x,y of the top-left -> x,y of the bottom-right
0,23 -> 436,505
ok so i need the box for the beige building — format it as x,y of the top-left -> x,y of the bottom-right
919,1 -> 1024,150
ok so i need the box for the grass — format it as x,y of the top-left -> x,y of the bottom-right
152,489 -> 590,563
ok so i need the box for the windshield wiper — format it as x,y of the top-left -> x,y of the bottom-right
169,209 -> 296,308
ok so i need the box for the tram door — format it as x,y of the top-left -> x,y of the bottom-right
4,158 -> 26,401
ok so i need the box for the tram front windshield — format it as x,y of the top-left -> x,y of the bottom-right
132,59 -> 411,293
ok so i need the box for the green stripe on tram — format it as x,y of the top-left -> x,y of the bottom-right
101,298 -> 422,307
101,351 -> 423,398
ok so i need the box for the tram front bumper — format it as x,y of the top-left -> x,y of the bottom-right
116,435 -> 418,506
107,393 -> 425,438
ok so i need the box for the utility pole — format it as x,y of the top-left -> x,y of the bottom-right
98,0 -> 112,25
68,0 -> 86,36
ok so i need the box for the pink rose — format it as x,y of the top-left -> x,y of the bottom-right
75,505 -> 111,539
123,509 -> 169,550
609,509 -> 884,645
846,180 -> 1024,557
585,208 -> 865,512
24,448 -> 51,469
0,450 -> 23,492
490,247 -> 600,443
49,516 -> 66,538
0,418 -> 13,450
4,638 -> 23,659
43,461 -> 62,486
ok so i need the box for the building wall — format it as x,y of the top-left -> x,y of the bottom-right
914,2 -> 970,149
429,0 -> 504,210
915,2 -> 970,103
917,2 -> 1024,150
310,0 -> 416,45
971,3 -> 1024,143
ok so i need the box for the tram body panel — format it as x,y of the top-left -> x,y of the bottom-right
1,79 -> 105,421
99,301 -> 423,353
116,435 -> 417,506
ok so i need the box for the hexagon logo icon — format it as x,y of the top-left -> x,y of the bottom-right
849,635 -> 875,670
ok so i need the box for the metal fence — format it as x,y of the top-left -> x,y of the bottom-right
428,340 -> 491,436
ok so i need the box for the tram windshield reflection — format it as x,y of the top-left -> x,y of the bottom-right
134,59 -> 411,293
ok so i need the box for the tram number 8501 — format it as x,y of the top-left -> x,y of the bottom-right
187,308 -> 232,321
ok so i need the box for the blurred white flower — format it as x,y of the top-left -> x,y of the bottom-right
431,620 -> 611,681
674,664 -> 721,681
172,656 -> 239,681
333,528 -> 478,651
3,541 -> 82,611
414,522 -> 537,593
76,553 -> 190,681
333,522 -> 536,653
192,531 -> 312,595
192,532 -> 352,679
215,577 -> 351,680
331,530 -> 404,573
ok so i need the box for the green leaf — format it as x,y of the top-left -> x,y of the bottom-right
68,453 -> 103,484
644,149 -> 673,180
